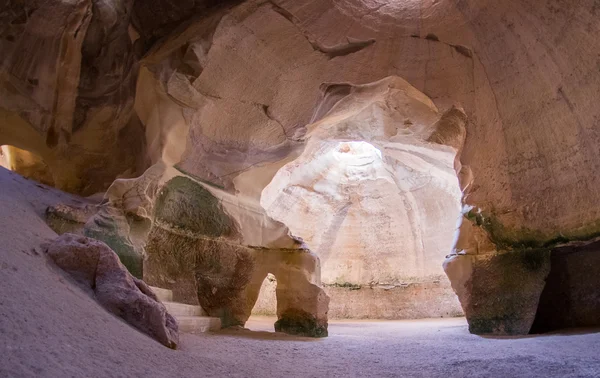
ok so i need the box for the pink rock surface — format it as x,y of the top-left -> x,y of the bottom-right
45,233 -> 179,348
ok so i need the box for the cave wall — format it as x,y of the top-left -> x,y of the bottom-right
132,0 -> 600,246
131,0 -> 600,321
0,0 -> 147,195
3,0 -> 599,234
2,0 -> 600,326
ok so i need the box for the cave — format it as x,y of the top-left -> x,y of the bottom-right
1,0 -> 600,376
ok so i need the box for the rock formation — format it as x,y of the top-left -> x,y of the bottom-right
260,76 -> 466,317
0,0 -> 146,195
2,0 -> 600,336
45,233 -> 179,348
144,175 -> 330,337
444,250 -> 550,335
47,168 -> 331,337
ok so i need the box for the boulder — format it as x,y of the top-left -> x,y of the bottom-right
45,233 -> 179,348
443,249 -> 550,335
46,202 -> 144,278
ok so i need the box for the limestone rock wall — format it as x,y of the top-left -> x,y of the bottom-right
0,0 -> 147,195
3,0 -> 600,237
135,0 -> 600,242
3,0 -> 600,326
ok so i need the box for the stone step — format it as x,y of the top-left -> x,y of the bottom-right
177,316 -> 222,333
163,301 -> 206,317
149,286 -> 173,302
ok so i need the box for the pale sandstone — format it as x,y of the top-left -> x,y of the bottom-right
2,0 -> 600,336
261,77 -> 465,287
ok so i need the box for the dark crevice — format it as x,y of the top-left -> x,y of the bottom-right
425,33 -> 439,41
452,44 -> 473,58
412,34 -> 474,59
530,239 -> 600,333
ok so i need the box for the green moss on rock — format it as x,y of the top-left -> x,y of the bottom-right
154,176 -> 235,237
275,309 -> 328,338
465,210 -> 600,251
84,218 -> 143,279
325,282 -> 362,290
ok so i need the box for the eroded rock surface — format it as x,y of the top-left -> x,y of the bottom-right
261,77 -> 465,294
45,233 -> 179,348
129,0 -> 600,247
142,175 -> 330,337
444,250 -> 550,335
0,0 -> 146,195
4,0 -> 600,331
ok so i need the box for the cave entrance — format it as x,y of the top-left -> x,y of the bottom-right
260,138 -> 464,319
0,145 -> 54,187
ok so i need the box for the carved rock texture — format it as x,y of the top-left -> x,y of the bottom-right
128,0 -> 600,322
3,0 -> 600,327
261,77 -> 464,286
444,250 -> 551,335
137,0 -> 600,242
0,0 -> 146,195
3,0 -> 600,234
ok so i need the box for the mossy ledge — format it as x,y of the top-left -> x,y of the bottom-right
465,209 -> 600,251
324,282 -> 362,290
275,309 -> 328,338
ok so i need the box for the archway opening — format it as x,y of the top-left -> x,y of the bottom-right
246,274 -> 278,332
261,138 -> 463,319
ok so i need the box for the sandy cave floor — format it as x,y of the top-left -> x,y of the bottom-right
1,168 -> 600,378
